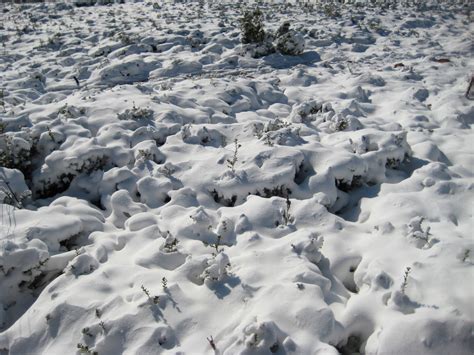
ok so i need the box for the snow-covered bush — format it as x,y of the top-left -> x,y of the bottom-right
73,0 -> 96,7
239,12 -> 305,57
329,114 -> 362,132
0,3 -> 471,354
301,235 -> 324,264
406,216 -> 438,249
187,30 -> 206,49
117,104 -> 154,121
34,153 -> 109,198
274,22 -> 305,56
289,100 -> 334,123
200,252 -> 231,286
0,239 -> 50,327
240,9 -> 266,45
239,9 -> 275,58
0,168 -> 31,208
65,253 -> 99,276
225,319 -> 296,354
0,132 -> 33,176
181,125 -> 226,147
133,140 -> 165,164
73,0 -> 114,7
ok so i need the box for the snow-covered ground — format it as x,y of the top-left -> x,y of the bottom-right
0,1 -> 473,354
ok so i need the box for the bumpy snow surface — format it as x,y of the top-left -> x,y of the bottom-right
1,1 -> 473,354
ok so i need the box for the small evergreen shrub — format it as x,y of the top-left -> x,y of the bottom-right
240,9 -> 266,44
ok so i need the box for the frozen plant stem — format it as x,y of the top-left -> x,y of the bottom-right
284,196 -> 291,224
47,126 -> 56,143
207,335 -> 216,350
0,89 -> 5,112
99,320 -> 106,333
226,139 -> 241,173
141,285 -> 159,304
95,309 -> 106,333
466,75 -> 474,99
141,285 -> 151,298
462,249 -> 470,263
209,235 -> 222,255
401,267 -> 411,294
282,195 -> 293,225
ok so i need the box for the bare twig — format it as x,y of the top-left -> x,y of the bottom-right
401,267 -> 411,294
466,75 -> 474,99
207,335 -> 216,351
0,178 -> 22,209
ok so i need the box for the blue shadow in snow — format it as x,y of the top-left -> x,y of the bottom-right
210,275 -> 241,300
263,51 -> 321,69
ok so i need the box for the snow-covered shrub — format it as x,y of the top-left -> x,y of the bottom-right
136,175 -> 174,208
254,119 -> 303,147
73,0 -> 96,7
0,132 -> 33,176
132,140 -> 165,164
0,168 -> 31,208
200,252 -> 231,286
329,114 -> 362,132
290,230 -> 325,264
109,189 -> 146,228
239,9 -> 275,58
34,153 -> 109,198
0,230 -> 78,331
406,216 -> 437,249
181,125 -> 226,147
289,100 -> 334,123
161,233 -> 179,253
74,0 -> 113,7
274,22 -> 305,56
240,9 -> 266,45
301,235 -> 324,264
0,239 -> 50,328
225,319 -> 296,354
323,3 -> 341,18
130,125 -> 177,148
181,249 -> 230,287
187,30 -> 206,49
241,37 -> 275,59
56,104 -> 86,120
66,253 -> 99,276
117,104 -> 154,121
253,119 -> 290,139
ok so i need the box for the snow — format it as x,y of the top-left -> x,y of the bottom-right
0,1 -> 473,354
